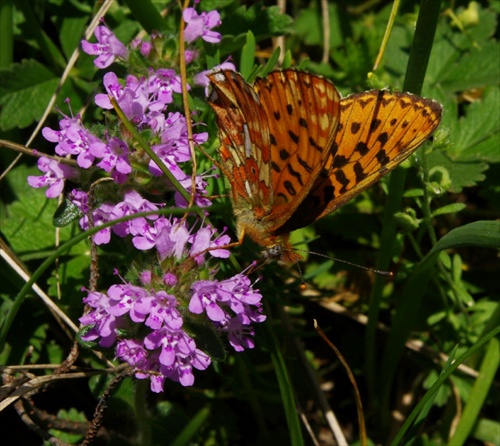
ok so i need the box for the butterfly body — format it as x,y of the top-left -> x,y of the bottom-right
208,70 -> 442,264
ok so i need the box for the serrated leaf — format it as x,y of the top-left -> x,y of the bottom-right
441,41 -> 500,92
449,86 -> 500,162
1,165 -> 76,253
427,151 -> 488,193
427,7 -> 499,91
0,60 -> 59,131
460,4 -> 498,43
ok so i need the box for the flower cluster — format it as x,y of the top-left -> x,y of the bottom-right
28,5 -> 263,391
80,218 -> 265,391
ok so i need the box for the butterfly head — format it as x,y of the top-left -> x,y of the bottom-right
262,242 -> 303,265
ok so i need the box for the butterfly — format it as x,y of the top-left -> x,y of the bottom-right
207,70 -> 442,264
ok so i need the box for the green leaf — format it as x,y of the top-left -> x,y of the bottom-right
1,165 -> 74,253
427,151 -> 488,193
431,203 -> 467,217
171,406 -> 211,446
471,418 -> 500,444
440,41 -> 500,92
240,31 -> 256,80
60,15 -> 89,59
449,86 -> 500,162
294,2 -> 345,48
448,336 -> 500,445
219,3 -> 292,40
0,59 -> 59,130
49,408 -> 86,444
380,221 -> 500,410
391,327 -> 500,446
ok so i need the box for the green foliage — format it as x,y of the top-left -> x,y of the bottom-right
1,0 -> 499,445
0,60 -> 61,131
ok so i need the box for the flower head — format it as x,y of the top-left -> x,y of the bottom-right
183,8 -> 222,43
27,157 -> 79,198
82,25 -> 129,68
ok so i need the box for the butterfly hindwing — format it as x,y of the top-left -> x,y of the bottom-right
277,90 -> 443,233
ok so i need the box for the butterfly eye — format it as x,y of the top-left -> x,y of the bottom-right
266,245 -> 282,259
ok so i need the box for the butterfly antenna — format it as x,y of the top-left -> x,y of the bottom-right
291,247 -> 393,277
293,260 -> 307,290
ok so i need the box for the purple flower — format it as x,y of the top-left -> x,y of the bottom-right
139,41 -> 153,57
80,291 -> 126,347
147,69 -> 183,109
68,189 -> 89,214
190,226 -> 231,264
116,339 -> 148,367
27,157 -> 79,198
107,284 -> 153,322
79,202 -> 115,245
189,273 -> 265,352
144,328 -> 211,388
184,49 -> 199,64
130,216 -> 190,260
218,274 -> 265,314
95,72 -> 149,123
189,280 -> 227,322
174,171 -> 213,209
183,8 -> 222,43
90,137 -> 132,183
225,315 -> 257,352
110,190 -> 159,238
81,25 -> 129,69
145,291 -> 183,330
42,117 -> 101,169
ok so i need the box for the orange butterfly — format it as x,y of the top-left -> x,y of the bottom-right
207,70 -> 442,264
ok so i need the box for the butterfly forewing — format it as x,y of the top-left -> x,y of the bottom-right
278,90 -> 442,233
253,71 -> 341,231
208,71 -> 273,213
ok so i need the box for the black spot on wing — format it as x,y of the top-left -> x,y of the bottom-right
284,180 -> 297,196
289,130 -> 299,144
351,122 -> 361,134
279,149 -> 290,160
370,119 -> 381,131
309,136 -> 324,153
332,155 -> 348,169
354,162 -> 367,182
377,132 -> 389,146
297,157 -> 313,173
334,170 -> 350,193
376,149 -> 390,166
355,141 -> 369,155
287,163 -> 304,186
